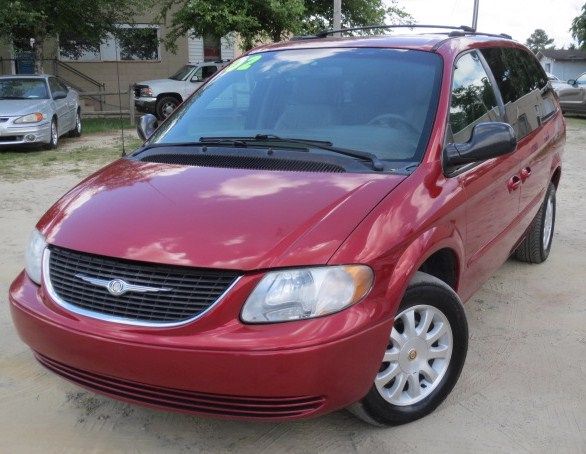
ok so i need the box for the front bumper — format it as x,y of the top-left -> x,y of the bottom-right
0,121 -> 52,146
9,271 -> 393,421
134,97 -> 156,114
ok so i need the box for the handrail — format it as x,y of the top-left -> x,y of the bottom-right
52,59 -> 105,89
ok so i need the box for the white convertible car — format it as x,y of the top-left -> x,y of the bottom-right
0,75 -> 81,149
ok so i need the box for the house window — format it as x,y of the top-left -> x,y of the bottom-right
60,25 -> 160,62
203,35 -> 221,61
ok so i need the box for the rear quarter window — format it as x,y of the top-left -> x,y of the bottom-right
480,47 -> 557,139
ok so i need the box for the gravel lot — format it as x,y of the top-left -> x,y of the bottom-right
0,121 -> 584,453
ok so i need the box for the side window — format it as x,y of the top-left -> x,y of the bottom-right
481,47 -> 555,139
58,80 -> 69,93
449,51 -> 499,143
48,77 -> 61,96
191,67 -> 203,81
576,73 -> 586,85
202,65 -> 218,79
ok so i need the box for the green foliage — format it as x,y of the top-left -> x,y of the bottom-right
115,28 -> 159,60
525,29 -> 554,54
570,3 -> 586,49
161,0 -> 412,51
302,0 -> 412,34
0,0 -> 146,69
161,0 -> 305,51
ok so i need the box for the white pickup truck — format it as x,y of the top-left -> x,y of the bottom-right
133,61 -> 230,119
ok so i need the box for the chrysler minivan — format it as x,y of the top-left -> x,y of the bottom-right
9,27 -> 565,426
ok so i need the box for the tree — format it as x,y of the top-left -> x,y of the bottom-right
161,0 -> 305,51
0,0 -> 145,73
302,0 -> 412,34
160,0 -> 412,51
525,29 -> 554,54
570,3 -> 586,49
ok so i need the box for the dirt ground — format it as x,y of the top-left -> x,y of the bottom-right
0,121 -> 584,453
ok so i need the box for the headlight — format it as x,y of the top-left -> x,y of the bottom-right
25,229 -> 47,285
241,265 -> 374,323
14,113 -> 44,124
140,87 -> 154,97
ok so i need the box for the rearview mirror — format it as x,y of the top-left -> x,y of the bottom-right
137,114 -> 158,141
444,122 -> 517,167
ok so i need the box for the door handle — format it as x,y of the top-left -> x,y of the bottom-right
507,175 -> 522,192
520,167 -> 531,182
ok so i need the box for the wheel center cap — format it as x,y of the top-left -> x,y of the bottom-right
408,349 -> 417,360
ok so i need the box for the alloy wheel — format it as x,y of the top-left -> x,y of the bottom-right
375,304 -> 453,406
543,192 -> 554,250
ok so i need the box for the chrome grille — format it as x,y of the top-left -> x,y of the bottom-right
46,246 -> 240,325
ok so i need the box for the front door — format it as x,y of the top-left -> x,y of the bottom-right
48,77 -> 70,134
447,51 -> 521,295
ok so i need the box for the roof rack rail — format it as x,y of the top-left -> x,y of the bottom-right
291,24 -> 513,41
311,24 -> 475,39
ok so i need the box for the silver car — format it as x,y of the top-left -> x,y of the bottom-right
553,72 -> 586,115
0,75 -> 81,149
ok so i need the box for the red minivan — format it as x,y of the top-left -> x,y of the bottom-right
9,27 -> 565,426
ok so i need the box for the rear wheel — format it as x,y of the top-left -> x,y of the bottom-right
514,183 -> 556,263
349,272 -> 468,426
155,96 -> 180,119
44,119 -> 58,150
68,110 -> 82,137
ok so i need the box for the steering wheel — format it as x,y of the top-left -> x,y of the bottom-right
367,113 -> 420,136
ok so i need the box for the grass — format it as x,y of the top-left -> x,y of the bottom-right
81,117 -> 135,134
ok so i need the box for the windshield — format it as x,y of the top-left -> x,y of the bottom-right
151,48 -> 442,162
170,65 -> 195,81
0,78 -> 49,99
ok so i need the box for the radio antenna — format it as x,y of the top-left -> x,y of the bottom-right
472,0 -> 480,31
115,35 -> 126,156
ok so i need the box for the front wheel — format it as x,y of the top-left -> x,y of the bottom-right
155,96 -> 180,119
349,272 -> 468,426
44,119 -> 58,150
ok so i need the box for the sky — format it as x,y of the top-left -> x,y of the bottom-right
391,0 -> 584,48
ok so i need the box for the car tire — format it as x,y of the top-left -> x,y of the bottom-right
155,96 -> 180,120
68,110 -> 82,138
44,119 -> 59,150
514,183 -> 556,264
349,271 -> 468,426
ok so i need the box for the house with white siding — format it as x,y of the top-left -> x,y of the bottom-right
0,15 -> 241,110
537,49 -> 586,82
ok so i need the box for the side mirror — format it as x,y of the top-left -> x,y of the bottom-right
190,76 -> 203,83
445,122 -> 517,166
137,114 -> 158,141
53,91 -> 67,100
567,79 -> 577,86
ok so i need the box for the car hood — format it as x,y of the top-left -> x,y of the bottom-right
39,159 -> 406,270
136,79 -> 184,89
0,99 -> 51,117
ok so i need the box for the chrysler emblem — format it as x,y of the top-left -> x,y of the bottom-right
74,274 -> 171,296
107,279 -> 127,296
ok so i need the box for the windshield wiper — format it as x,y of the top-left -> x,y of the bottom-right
199,134 -> 384,171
